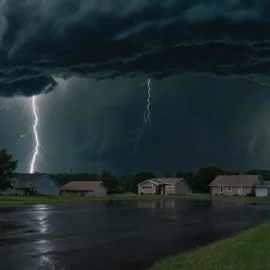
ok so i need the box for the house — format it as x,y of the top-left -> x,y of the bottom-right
2,173 -> 60,196
209,175 -> 264,196
60,181 -> 107,196
254,181 -> 270,197
137,178 -> 190,195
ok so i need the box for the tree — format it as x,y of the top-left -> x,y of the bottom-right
131,171 -> 156,193
246,170 -> 270,180
0,149 -> 18,193
176,171 -> 194,190
100,170 -> 119,194
192,166 -> 237,193
118,175 -> 132,193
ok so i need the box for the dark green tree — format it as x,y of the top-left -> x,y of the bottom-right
176,171 -> 194,190
0,149 -> 18,192
192,166 -> 237,193
131,171 -> 156,193
246,170 -> 270,180
100,170 -> 119,194
118,175 -> 132,193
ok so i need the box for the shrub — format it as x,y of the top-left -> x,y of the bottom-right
246,189 -> 255,197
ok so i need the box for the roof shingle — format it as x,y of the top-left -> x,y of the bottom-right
11,173 -> 46,188
60,181 -> 103,191
209,175 -> 262,187
139,178 -> 184,186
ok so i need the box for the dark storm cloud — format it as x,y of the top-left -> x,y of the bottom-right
0,0 -> 270,96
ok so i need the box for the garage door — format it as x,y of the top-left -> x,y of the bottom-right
255,188 -> 268,197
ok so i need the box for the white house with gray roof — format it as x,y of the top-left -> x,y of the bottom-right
2,173 -> 60,196
137,178 -> 190,195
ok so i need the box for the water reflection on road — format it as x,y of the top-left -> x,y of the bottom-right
1,199 -> 270,270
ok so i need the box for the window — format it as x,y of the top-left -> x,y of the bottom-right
142,186 -> 152,189
166,186 -> 173,190
220,186 -> 224,193
228,186 -> 231,191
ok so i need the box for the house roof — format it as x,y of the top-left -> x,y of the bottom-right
11,173 -> 47,188
138,178 -> 184,186
159,178 -> 182,185
264,181 -> 270,185
60,181 -> 103,191
209,175 -> 261,187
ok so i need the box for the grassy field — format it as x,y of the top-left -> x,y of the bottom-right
151,221 -> 270,270
0,193 -> 270,207
0,194 -> 214,206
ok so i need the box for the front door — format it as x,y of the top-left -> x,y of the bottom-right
238,186 -> 242,195
157,185 -> 165,195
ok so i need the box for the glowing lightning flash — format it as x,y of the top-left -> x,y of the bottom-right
29,96 -> 40,174
0,100 -> 10,112
132,78 -> 152,159
246,76 -> 270,87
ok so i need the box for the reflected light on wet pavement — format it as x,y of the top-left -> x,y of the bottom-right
1,199 -> 270,270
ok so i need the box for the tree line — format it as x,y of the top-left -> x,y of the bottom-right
50,167 -> 270,194
0,148 -> 269,194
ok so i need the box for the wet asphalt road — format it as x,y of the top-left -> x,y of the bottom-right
1,199 -> 270,270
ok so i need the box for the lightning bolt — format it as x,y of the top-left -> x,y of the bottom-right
0,100 -> 10,112
29,96 -> 40,174
132,78 -> 152,159
16,126 -> 32,145
246,76 -> 270,87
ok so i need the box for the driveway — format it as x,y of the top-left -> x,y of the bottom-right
1,199 -> 270,270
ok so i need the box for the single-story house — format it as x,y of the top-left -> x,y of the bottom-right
137,178 -> 190,195
2,173 -> 60,196
209,175 -> 263,196
60,181 -> 107,196
254,181 -> 270,197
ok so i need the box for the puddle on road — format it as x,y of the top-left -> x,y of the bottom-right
1,199 -> 270,270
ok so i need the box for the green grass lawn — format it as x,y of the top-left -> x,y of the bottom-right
0,194 -> 270,207
0,194 -> 214,206
151,221 -> 270,270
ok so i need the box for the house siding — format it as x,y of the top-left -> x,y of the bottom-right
138,181 -> 154,195
31,175 -> 60,196
211,186 -> 253,196
255,187 -> 269,197
61,184 -> 107,197
175,180 -> 189,195
61,190 -> 90,196
61,190 -> 78,196
165,185 -> 174,195
92,184 -> 107,196
2,187 -> 22,195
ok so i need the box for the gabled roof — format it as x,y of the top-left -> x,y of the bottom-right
209,175 -> 262,187
11,173 -> 47,188
60,181 -> 103,191
138,178 -> 185,186
30,175 -> 60,187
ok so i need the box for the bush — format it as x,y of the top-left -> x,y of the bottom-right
246,189 -> 255,197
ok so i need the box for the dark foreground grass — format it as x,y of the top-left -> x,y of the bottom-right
0,194 -> 213,206
0,194 -> 270,207
151,221 -> 270,270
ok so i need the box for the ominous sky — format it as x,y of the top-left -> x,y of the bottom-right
1,0 -> 270,174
